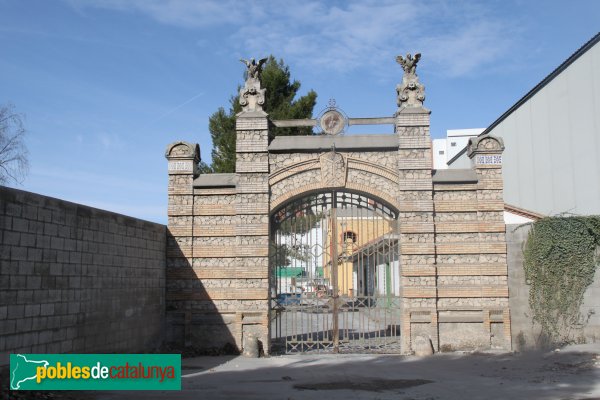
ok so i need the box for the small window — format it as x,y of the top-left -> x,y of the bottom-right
450,142 -> 457,147
438,150 -> 444,155
343,231 -> 357,243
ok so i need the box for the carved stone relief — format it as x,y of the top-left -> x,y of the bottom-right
319,149 -> 346,187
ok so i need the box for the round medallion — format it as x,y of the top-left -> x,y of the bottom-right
319,110 -> 345,135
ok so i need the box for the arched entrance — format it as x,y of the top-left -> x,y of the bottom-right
270,190 -> 402,353
165,57 -> 512,354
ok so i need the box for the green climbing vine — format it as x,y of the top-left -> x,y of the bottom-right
523,216 -> 600,344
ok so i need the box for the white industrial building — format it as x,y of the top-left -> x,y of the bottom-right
432,128 -> 484,170
446,32 -> 600,219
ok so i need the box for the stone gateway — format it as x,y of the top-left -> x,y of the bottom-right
165,54 -> 511,355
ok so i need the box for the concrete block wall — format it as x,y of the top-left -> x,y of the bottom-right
581,267 -> 600,342
0,187 -> 166,367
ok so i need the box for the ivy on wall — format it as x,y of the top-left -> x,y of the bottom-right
523,216 -> 600,343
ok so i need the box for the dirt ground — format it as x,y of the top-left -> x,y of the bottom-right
5,344 -> 600,400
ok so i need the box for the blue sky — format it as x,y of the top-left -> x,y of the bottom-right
1,0 -> 599,224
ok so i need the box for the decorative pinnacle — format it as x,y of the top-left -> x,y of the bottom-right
395,52 -> 426,110
395,53 -> 421,76
239,57 -> 268,112
240,57 -> 268,81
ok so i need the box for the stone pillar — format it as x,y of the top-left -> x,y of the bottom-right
164,141 -> 200,345
467,134 -> 512,350
395,53 -> 437,354
235,112 -> 270,354
396,107 -> 437,354
235,59 -> 271,354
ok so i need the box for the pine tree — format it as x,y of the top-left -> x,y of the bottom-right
201,56 -> 317,173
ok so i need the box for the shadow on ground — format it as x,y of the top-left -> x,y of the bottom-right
88,344 -> 599,400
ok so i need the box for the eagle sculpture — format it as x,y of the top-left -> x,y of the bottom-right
396,53 -> 421,74
240,57 -> 268,80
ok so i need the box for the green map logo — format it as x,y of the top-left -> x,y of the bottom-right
11,354 -> 49,389
9,354 -> 181,391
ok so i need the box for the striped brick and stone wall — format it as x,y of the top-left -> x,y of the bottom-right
433,135 -> 511,351
165,113 -> 271,353
269,149 -> 400,211
0,187 -> 165,367
395,107 -> 439,351
233,112 -> 270,352
165,130 -> 512,354
164,67 -> 512,354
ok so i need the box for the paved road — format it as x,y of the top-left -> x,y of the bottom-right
94,344 -> 600,400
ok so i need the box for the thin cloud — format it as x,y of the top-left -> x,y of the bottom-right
66,0 -> 523,77
417,21 -> 515,77
67,0 -> 244,27
0,25 -> 136,49
150,91 -> 205,125
97,132 -> 124,150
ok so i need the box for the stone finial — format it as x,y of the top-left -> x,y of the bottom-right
165,141 -> 200,160
467,134 -> 505,158
239,57 -> 267,112
165,141 -> 200,177
396,53 -> 421,75
395,53 -> 426,110
467,134 -> 505,168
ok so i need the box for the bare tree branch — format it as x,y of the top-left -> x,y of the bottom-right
0,103 -> 29,185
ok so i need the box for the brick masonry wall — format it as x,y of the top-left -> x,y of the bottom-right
507,223 -> 600,349
0,187 -> 166,367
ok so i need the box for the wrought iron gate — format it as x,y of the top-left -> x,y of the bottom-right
270,191 -> 401,353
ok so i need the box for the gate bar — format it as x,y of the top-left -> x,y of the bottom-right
331,205 -> 339,353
